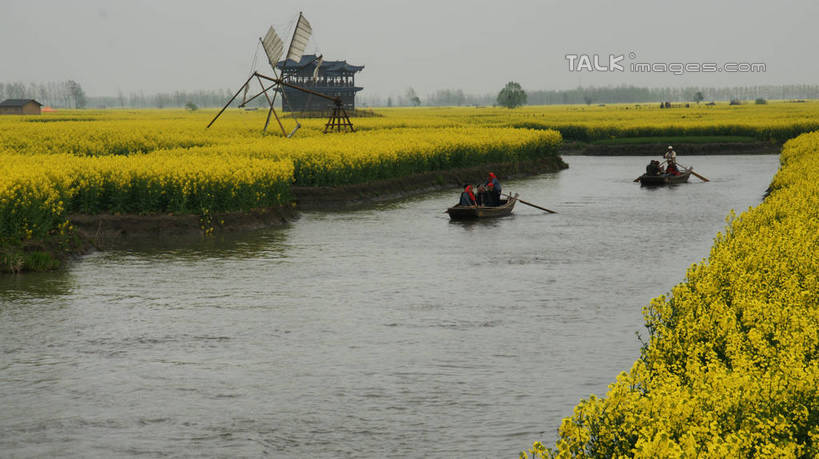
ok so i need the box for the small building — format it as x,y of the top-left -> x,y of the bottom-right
0,99 -> 42,115
276,55 -> 363,112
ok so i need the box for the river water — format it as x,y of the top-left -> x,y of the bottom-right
0,155 -> 779,458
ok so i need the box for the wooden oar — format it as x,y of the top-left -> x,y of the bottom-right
503,193 -> 557,213
688,169 -> 710,182
675,163 -> 709,182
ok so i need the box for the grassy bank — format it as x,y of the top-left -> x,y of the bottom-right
524,131 -> 819,457
590,135 -> 758,145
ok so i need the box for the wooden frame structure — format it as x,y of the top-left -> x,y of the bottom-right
206,71 -> 354,136
206,12 -> 354,137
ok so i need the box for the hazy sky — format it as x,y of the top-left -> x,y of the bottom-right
2,0 -> 817,97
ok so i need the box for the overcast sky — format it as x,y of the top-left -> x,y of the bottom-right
2,0 -> 817,97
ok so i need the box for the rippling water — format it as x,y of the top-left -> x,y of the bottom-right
0,155 -> 779,458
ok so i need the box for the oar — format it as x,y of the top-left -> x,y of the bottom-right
688,169 -> 710,182
676,163 -> 709,182
503,193 -> 557,214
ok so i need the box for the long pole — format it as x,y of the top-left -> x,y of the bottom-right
206,74 -> 255,129
503,193 -> 557,213
240,82 -> 277,107
256,74 -> 286,136
255,72 -> 341,104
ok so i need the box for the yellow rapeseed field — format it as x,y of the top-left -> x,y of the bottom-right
3,104 -> 819,450
523,131 -> 819,457
0,108 -> 562,250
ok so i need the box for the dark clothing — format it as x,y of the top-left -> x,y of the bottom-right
476,190 -> 487,206
483,190 -> 500,206
459,191 -> 476,206
484,177 -> 502,206
489,190 -> 501,206
646,162 -> 661,176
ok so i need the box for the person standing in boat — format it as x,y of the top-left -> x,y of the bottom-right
459,184 -> 477,206
664,145 -> 677,168
484,172 -> 502,206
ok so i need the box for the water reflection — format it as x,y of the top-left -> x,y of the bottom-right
0,269 -> 74,301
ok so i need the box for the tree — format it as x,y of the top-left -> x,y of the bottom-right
497,81 -> 527,108
66,80 -> 86,108
694,91 -> 704,104
184,101 -> 198,111
405,87 -> 421,106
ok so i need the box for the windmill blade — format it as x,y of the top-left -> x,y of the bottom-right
312,55 -> 323,80
261,26 -> 284,70
285,13 -> 312,63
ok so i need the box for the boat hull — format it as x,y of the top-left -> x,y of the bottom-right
639,170 -> 692,186
446,194 -> 518,220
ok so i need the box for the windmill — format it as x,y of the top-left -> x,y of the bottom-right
207,12 -> 354,136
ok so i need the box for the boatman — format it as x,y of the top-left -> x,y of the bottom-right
459,184 -> 477,206
664,145 -> 677,167
485,172 -> 502,206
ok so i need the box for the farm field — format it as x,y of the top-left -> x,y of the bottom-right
524,131 -> 819,456
0,108 -> 562,271
2,101 -> 819,272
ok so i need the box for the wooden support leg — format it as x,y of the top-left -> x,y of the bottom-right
207,74 -> 254,128
263,103 -> 275,133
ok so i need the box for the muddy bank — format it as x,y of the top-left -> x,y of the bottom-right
70,207 -> 298,249
69,156 -> 567,242
294,156 -> 568,210
561,141 -> 781,156
7,156 -> 566,271
68,156 -> 567,241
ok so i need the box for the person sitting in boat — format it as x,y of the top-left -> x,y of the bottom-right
459,184 -> 477,206
646,160 -> 662,176
484,172 -> 502,206
475,184 -> 487,206
666,162 -> 681,176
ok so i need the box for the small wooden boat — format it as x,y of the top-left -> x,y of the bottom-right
446,193 -> 519,220
638,168 -> 692,186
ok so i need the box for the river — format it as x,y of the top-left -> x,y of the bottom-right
0,155 -> 779,458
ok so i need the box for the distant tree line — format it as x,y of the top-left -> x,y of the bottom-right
0,80 -> 87,108
0,81 -> 255,109
362,84 -> 819,108
87,89 -> 250,109
527,84 -> 819,105
5,80 -> 819,109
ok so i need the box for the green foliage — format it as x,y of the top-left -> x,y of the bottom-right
498,81 -> 527,109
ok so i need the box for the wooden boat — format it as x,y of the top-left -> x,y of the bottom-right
446,193 -> 519,220
639,168 -> 692,186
